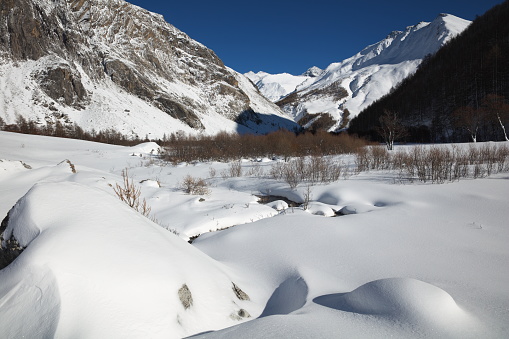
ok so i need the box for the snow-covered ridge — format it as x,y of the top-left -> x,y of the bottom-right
245,71 -> 313,102
1,182 -> 253,338
247,14 -> 470,131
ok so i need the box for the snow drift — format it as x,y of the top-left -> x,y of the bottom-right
0,182 -> 252,338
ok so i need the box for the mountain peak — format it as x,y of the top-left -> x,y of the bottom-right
302,66 -> 323,77
251,14 -> 471,132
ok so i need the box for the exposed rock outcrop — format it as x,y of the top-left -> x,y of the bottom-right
0,0 -> 296,136
0,211 -> 24,270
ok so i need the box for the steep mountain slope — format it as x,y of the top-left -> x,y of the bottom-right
349,1 -> 509,143
248,14 -> 470,131
0,0 -> 296,138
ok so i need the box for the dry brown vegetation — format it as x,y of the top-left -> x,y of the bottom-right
180,175 -> 210,195
113,169 -> 152,216
269,156 -> 346,189
3,115 -> 146,146
161,130 -> 368,164
355,143 -> 509,183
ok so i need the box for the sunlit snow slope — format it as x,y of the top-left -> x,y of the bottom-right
247,14 -> 470,130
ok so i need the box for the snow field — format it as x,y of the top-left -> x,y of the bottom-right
0,131 -> 508,338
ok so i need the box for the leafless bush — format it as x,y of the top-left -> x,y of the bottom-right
161,130 -> 368,163
354,147 -> 371,173
180,175 -> 210,195
113,169 -> 152,217
450,145 -> 469,181
309,156 -> 326,183
495,144 -> 509,172
302,185 -> 312,210
269,162 -> 285,180
209,166 -> 217,178
382,143 -> 509,183
283,161 -> 301,189
272,156 -> 344,188
246,162 -> 264,177
271,143 -> 509,187
228,160 -> 243,177
369,146 -> 390,170
391,149 -> 412,180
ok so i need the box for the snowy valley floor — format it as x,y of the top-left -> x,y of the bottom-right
0,131 -> 508,338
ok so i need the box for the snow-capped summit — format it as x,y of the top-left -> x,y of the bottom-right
302,66 -> 323,77
247,14 -> 470,131
350,13 -> 469,70
245,71 -> 312,102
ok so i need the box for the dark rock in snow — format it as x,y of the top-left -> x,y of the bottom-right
0,211 -> 25,270
178,284 -> 193,309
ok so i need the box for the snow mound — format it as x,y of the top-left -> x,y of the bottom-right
129,141 -> 162,155
267,200 -> 288,211
315,278 -> 470,327
0,159 -> 31,177
0,182 -> 252,338
260,276 -> 309,317
306,202 -> 336,216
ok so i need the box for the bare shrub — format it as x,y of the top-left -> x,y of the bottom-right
228,160 -> 243,177
383,143 -> 509,183
273,155 -> 344,188
269,162 -> 285,180
302,185 -> 312,210
246,162 -> 264,177
113,169 -> 152,217
370,146 -> 390,170
209,166 -> 217,178
180,175 -> 210,195
283,161 -> 301,189
292,157 -> 307,181
412,146 -> 429,182
161,130 -> 368,163
354,147 -> 371,173
495,144 -> 509,172
391,149 -> 411,180
309,156 -> 326,183
327,159 -> 343,182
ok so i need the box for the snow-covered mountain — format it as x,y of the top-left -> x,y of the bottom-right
245,66 -> 323,102
0,0 -> 296,138
246,14 -> 470,131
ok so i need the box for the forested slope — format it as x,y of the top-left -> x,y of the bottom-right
349,1 -> 509,143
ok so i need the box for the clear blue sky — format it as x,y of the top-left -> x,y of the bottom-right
128,0 -> 502,75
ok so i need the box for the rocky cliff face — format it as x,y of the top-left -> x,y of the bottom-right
0,0 -> 295,137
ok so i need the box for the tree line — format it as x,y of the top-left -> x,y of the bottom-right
0,115 -> 368,160
0,115 -> 146,146
161,130 -> 367,163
